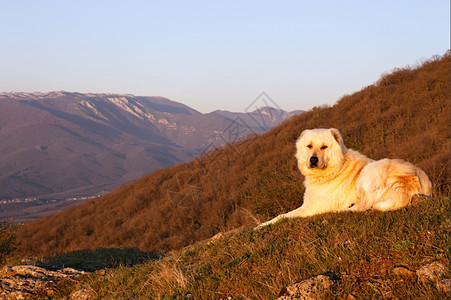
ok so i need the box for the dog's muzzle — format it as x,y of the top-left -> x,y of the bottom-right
309,156 -> 319,168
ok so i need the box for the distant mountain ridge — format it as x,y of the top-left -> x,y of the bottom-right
0,91 -> 302,205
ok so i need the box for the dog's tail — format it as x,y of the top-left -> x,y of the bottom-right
385,161 -> 432,209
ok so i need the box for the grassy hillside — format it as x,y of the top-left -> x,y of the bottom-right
17,51 -> 450,258
51,196 -> 450,299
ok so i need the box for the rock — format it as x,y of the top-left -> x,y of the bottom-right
436,279 -> 451,294
392,266 -> 415,277
95,269 -> 107,276
0,264 -> 90,300
411,194 -> 430,205
0,266 -> 15,278
277,275 -> 334,300
69,287 -> 96,300
416,261 -> 448,284
208,232 -> 224,244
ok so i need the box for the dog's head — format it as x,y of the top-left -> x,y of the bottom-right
295,128 -> 347,177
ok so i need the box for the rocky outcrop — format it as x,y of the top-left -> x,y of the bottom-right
0,264 -> 92,299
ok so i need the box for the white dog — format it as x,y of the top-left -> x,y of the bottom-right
259,128 -> 432,227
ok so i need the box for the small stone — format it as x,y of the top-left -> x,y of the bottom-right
95,269 -> 107,276
346,294 -> 358,300
436,279 -> 451,294
392,266 -> 415,277
0,266 -> 15,278
278,275 -> 334,300
416,261 -> 448,284
208,232 -> 224,244
69,288 -> 95,300
411,194 -> 430,205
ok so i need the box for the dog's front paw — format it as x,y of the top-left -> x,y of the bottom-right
255,215 -> 284,229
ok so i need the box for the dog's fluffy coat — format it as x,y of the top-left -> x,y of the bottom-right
260,128 -> 432,226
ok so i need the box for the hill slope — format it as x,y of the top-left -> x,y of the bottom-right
17,52 -> 450,257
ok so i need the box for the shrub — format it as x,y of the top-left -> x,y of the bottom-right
0,221 -> 18,265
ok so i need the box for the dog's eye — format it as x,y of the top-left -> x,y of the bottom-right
307,145 -> 313,149
321,145 -> 328,150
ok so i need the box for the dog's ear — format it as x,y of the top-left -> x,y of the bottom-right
298,129 -> 307,140
297,129 -> 309,143
330,128 -> 347,151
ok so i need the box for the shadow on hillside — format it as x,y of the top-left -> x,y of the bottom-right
37,248 -> 162,272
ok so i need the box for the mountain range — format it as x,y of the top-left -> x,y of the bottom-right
0,91 -> 302,221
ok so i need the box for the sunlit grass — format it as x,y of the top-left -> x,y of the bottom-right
52,197 -> 449,299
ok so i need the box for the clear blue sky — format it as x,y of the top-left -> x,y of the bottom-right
0,1 -> 449,113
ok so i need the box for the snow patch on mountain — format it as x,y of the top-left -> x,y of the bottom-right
106,97 -> 155,121
78,100 -> 108,121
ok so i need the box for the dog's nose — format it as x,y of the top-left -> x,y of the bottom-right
310,156 -> 319,166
